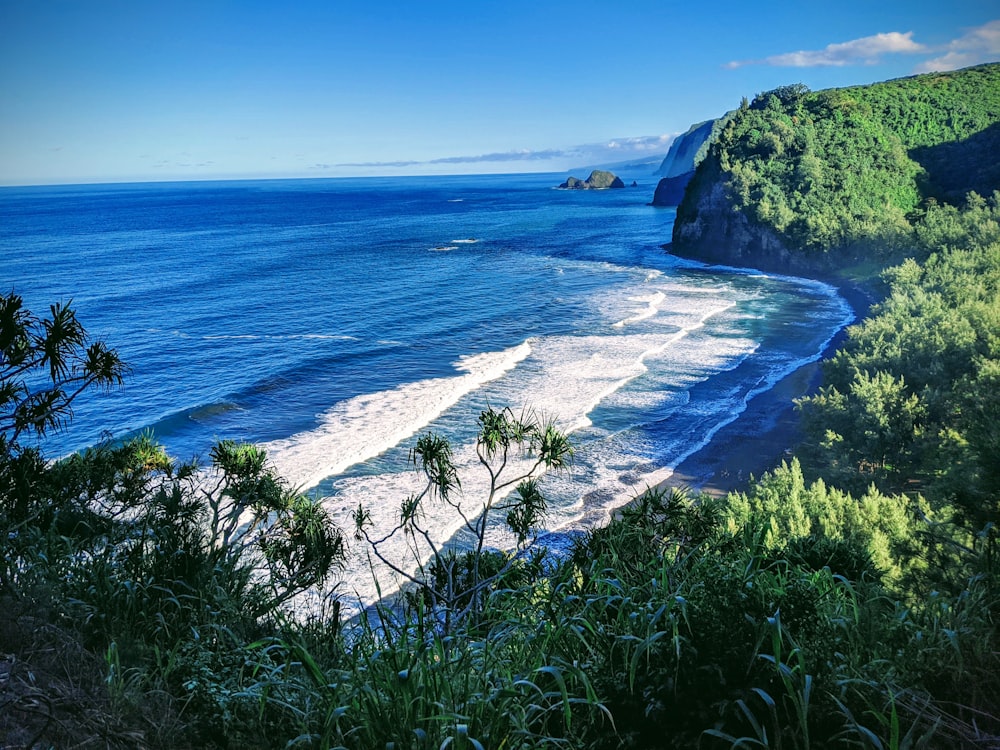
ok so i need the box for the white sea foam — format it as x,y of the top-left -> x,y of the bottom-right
264,341 -> 532,490
612,291 -> 666,328
266,270 -> 852,614
490,271 -> 848,536
450,238 -> 479,244
539,290 -> 854,532
319,286 -> 749,612
504,328 -> 756,524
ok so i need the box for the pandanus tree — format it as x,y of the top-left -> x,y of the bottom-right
202,439 -> 346,614
353,405 -> 572,627
0,290 -> 344,619
0,292 -> 128,444
1,291 -> 130,528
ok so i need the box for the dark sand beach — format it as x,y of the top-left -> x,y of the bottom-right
658,279 -> 875,498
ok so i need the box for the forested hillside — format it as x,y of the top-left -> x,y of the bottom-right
672,63 -> 1000,271
798,195 -> 1000,524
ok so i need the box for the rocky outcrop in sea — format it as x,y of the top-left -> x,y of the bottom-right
559,170 -> 625,190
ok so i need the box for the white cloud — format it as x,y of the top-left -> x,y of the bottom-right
914,19 -> 1000,72
604,135 -> 675,152
338,135 -> 677,170
726,31 -> 926,69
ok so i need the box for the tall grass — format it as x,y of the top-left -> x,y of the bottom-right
3,446 -> 998,747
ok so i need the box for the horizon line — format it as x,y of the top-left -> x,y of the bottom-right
0,164 -> 666,190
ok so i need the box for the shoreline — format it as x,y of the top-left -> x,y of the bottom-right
654,276 -> 876,498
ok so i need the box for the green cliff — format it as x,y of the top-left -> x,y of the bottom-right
671,63 -> 1000,274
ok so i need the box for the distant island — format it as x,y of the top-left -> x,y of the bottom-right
650,112 -> 734,206
558,169 -> 625,189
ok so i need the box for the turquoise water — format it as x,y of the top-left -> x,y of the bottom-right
2,172 -> 852,604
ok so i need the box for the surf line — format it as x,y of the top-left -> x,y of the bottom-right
263,341 -> 533,490
612,291 -> 667,328
323,299 -> 746,614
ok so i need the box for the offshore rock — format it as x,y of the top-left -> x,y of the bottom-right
559,170 -> 625,189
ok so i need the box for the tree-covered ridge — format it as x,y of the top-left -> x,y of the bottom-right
798,193 -> 1000,526
676,63 -> 1000,260
841,64 -> 1000,148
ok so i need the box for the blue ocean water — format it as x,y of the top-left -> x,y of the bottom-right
2,173 -> 851,604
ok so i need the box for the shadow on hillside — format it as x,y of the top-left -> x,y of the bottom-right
911,121 -> 1000,203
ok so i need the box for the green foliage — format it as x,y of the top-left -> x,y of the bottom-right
205,481 -> 996,749
353,405 -> 571,626
677,63 -> 1000,262
798,194 -> 1000,525
1,291 -> 128,443
724,459 -> 926,589
1,293 -> 347,748
237,600 -> 608,749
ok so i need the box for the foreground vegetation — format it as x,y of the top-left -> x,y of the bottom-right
4,67 -> 1000,748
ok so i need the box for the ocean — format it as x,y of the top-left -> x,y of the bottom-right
2,172 -> 852,607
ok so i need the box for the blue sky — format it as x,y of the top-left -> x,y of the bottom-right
1,1 -> 998,185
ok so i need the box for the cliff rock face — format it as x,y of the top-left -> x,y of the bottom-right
671,64 -> 1000,275
651,174 -> 694,206
671,154 -> 841,275
655,120 -> 715,178
559,170 -> 625,190
669,157 -> 816,274
651,112 -> 734,206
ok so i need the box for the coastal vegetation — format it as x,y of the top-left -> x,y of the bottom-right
3,64 -> 1000,748
798,194 -> 1000,524
673,63 -> 1000,272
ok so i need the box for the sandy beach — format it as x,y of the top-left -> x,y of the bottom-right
656,278 -> 876,497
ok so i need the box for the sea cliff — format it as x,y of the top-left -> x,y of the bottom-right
668,150 -> 831,275
669,63 -> 1000,275
651,112 -> 734,206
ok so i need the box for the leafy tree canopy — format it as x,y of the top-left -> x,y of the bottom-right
678,63 -> 1000,260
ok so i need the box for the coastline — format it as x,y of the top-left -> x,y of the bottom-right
655,276 -> 875,498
